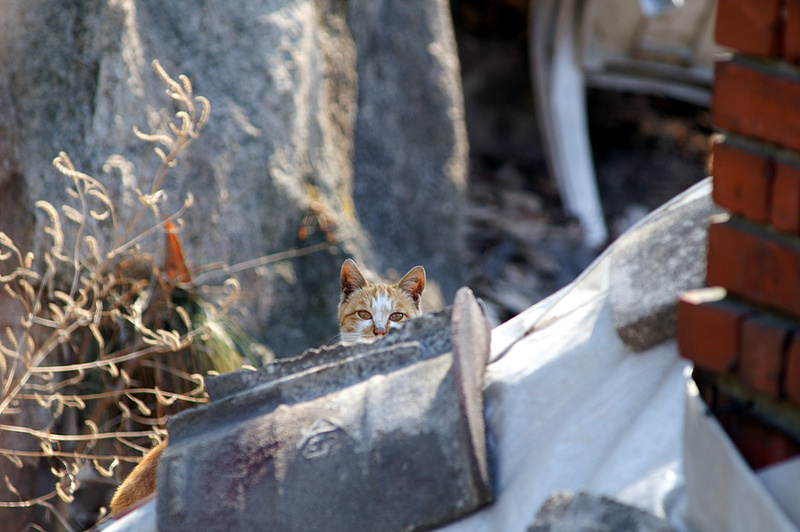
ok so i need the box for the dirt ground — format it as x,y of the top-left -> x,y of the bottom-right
453,0 -> 713,323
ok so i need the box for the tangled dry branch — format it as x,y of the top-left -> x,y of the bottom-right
0,60 -> 256,529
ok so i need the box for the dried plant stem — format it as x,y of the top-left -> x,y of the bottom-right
0,449 -> 141,462
193,241 -> 334,284
0,60 -> 225,525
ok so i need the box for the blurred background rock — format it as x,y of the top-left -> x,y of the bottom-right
0,0 -> 467,363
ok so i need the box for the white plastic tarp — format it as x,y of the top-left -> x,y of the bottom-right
438,179 -> 800,532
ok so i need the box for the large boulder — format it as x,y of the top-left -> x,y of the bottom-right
349,0 -> 469,299
0,0 -> 467,358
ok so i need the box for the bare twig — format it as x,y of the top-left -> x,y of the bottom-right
0,60 -> 251,525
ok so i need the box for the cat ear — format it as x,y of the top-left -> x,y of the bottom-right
397,265 -> 425,306
340,259 -> 367,301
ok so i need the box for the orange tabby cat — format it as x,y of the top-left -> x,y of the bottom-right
338,259 -> 425,342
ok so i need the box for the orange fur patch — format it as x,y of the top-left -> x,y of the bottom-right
338,260 -> 425,342
110,439 -> 166,516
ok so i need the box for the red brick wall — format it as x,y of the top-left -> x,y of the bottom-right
678,0 -> 800,469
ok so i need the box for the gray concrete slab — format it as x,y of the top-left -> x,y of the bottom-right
157,287 -> 492,532
610,179 -> 721,351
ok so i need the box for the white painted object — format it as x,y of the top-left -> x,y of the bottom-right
530,0 -> 725,247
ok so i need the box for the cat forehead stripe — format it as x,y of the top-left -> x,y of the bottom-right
371,291 -> 394,316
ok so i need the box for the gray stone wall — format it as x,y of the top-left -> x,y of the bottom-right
0,0 -> 467,358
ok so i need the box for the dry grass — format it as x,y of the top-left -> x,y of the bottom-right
0,60 -> 328,530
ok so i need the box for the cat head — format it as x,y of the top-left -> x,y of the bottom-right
337,259 -> 425,342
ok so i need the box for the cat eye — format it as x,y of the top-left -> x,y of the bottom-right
389,312 -> 404,322
357,310 -> 372,320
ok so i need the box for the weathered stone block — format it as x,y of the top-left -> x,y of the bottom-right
157,287 -> 492,532
610,180 -> 719,351
528,491 -> 675,532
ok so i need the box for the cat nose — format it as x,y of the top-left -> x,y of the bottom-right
373,327 -> 386,336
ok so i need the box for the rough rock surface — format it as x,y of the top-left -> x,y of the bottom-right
0,0 -> 467,358
349,0 -> 469,299
528,491 -> 675,532
609,180 -> 722,351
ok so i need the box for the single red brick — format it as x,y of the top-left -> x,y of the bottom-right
706,217 -> 800,319
717,410 -> 800,470
739,315 -> 790,397
715,0 -> 783,56
712,139 -> 774,223
785,0 -> 800,64
714,59 -> 800,153
785,334 -> 800,404
772,160 -> 800,235
678,287 -> 752,373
